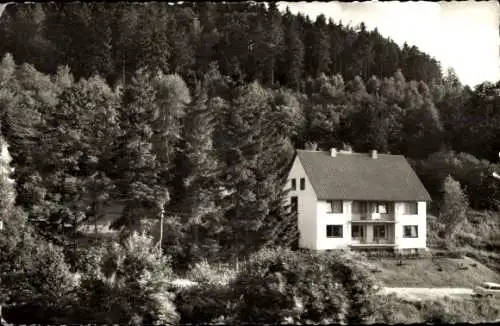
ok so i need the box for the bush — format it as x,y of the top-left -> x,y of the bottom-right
371,294 -> 422,324
373,295 -> 500,324
229,248 -> 380,324
448,251 -> 466,259
421,297 -> 500,323
431,250 -> 465,259
2,230 -> 78,324
421,299 -> 456,323
185,259 -> 236,285
71,232 -> 179,325
175,282 -> 231,324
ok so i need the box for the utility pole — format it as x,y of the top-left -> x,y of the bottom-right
159,206 -> 164,255
157,189 -> 168,256
122,55 -> 126,87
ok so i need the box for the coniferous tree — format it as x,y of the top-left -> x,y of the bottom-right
214,81 -> 295,259
112,69 -> 166,230
168,8 -> 196,77
192,3 -> 221,79
135,3 -> 172,74
327,19 -> 344,76
24,77 -> 119,240
456,81 -> 500,161
281,9 -> 304,90
262,2 -> 284,86
21,85 -> 86,239
305,14 -> 331,78
400,81 -> 444,158
77,76 -> 121,232
166,84 -> 223,269
151,72 -> 191,185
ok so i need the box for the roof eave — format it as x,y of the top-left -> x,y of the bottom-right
316,197 -> 432,202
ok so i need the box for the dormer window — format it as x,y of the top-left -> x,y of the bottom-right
300,178 -> 305,190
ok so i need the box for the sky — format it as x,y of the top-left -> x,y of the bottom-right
278,1 -> 500,88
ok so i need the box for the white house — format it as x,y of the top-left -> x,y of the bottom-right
287,148 -> 432,253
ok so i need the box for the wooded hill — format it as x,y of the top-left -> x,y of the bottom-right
0,2 -> 499,267
1,3 -> 500,324
0,2 -> 442,88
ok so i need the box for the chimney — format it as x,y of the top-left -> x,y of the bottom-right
330,148 -> 337,157
371,150 -> 378,159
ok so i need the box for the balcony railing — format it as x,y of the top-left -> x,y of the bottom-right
350,238 -> 396,246
351,213 -> 395,222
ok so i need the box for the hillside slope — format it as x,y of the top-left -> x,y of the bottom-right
367,256 -> 500,288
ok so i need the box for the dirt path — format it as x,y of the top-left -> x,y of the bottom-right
382,287 -> 474,301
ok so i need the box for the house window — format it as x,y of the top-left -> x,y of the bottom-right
328,200 -> 343,214
403,225 -> 418,238
352,201 -> 367,214
300,178 -> 305,190
370,202 -> 389,214
374,225 -> 386,238
291,179 -> 296,191
290,196 -> 298,213
374,202 -> 389,214
326,225 -> 343,238
352,225 -> 364,238
404,202 -> 418,215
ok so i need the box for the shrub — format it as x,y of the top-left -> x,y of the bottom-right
439,175 -> 469,244
71,232 -> 179,325
230,248 -> 380,324
448,250 -> 466,259
370,294 -> 422,324
185,259 -> 236,285
419,297 -> 500,324
421,299 -> 456,323
1,228 -> 78,324
175,282 -> 231,324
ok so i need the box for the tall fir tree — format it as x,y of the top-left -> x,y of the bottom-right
281,9 -> 304,90
151,72 -> 191,186
166,83 -> 223,269
111,69 -> 166,230
215,81 -> 295,259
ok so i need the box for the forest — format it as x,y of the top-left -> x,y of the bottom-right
0,2 -> 499,324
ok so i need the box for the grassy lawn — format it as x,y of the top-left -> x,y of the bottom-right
366,256 -> 500,288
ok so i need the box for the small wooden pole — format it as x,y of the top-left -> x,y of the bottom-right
158,207 -> 164,255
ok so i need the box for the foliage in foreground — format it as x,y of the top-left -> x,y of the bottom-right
229,248 -> 380,324
174,248 -> 381,324
71,232 -> 179,325
175,248 -> 500,325
374,294 -> 500,324
0,136 -> 77,324
1,229 -> 78,324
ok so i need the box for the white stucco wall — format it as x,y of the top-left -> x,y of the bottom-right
394,201 -> 427,249
287,155 -> 317,249
286,153 -> 428,251
316,200 -> 352,250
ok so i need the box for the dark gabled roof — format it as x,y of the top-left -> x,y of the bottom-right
296,150 -> 432,201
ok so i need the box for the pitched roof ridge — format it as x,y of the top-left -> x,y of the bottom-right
295,148 -> 431,201
297,149 -> 404,157
296,149 -> 324,152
